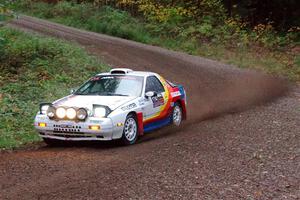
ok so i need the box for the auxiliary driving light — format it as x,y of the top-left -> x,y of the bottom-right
56,107 -> 66,119
89,125 -> 100,130
66,108 -> 77,119
77,108 -> 88,120
47,106 -> 56,118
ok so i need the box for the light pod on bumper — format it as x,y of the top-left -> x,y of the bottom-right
38,122 -> 47,127
89,125 -> 100,130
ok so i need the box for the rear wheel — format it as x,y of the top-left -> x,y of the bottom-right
172,102 -> 182,126
121,114 -> 138,145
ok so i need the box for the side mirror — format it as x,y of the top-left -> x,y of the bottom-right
145,91 -> 157,98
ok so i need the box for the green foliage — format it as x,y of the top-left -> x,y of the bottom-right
13,1 -> 299,81
85,6 -> 151,42
222,0 -> 300,31
12,0 -> 55,18
0,1 -> 15,25
82,0 -> 299,31
0,28 -> 108,149
14,1 -> 152,43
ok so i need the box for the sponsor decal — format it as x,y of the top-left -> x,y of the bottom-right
152,95 -> 164,108
60,124 -> 73,128
90,76 -> 101,81
100,76 -> 114,79
121,103 -> 137,111
138,99 -> 145,106
90,120 -> 103,123
171,91 -> 181,97
37,116 -> 47,120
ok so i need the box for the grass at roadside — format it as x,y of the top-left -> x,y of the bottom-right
0,28 -> 108,149
12,1 -> 300,81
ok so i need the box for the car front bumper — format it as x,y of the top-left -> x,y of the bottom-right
34,114 -> 114,141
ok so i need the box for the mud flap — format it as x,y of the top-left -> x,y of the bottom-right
137,112 -> 144,135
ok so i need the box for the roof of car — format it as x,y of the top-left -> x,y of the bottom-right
96,68 -> 157,77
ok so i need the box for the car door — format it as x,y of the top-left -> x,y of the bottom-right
142,75 -> 166,121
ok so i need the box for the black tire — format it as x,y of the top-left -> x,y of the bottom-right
121,114 -> 138,145
43,138 -> 63,146
172,102 -> 183,126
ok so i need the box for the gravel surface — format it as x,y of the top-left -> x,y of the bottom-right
0,16 -> 299,199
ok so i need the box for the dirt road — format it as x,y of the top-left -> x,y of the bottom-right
1,16 -> 299,199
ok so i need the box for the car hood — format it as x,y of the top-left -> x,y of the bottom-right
53,95 -> 137,111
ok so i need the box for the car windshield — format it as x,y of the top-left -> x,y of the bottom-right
74,75 -> 144,96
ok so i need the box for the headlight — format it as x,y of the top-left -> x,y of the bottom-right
94,107 -> 106,118
56,107 -> 66,119
66,107 -> 76,119
93,105 -> 111,118
41,105 -> 49,114
77,108 -> 88,120
40,103 -> 51,114
47,106 -> 56,118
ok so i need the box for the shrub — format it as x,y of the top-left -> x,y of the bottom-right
0,28 -> 108,149
12,0 -> 300,81
86,6 -> 151,42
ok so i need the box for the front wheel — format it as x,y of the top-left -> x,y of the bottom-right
121,114 -> 138,145
172,103 -> 183,126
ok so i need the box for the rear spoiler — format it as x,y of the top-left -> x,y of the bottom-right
166,80 -> 177,88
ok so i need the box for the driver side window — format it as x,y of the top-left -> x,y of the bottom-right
145,76 -> 165,93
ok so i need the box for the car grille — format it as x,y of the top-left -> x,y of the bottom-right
52,134 -> 95,138
53,128 -> 82,133
53,124 -> 82,133
48,133 -> 104,138
53,127 -> 88,138
45,125 -> 104,139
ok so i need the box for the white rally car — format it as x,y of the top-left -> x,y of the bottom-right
34,68 -> 187,145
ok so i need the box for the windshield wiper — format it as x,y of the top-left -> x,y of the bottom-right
74,93 -> 88,95
113,93 -> 129,96
98,92 -> 129,96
